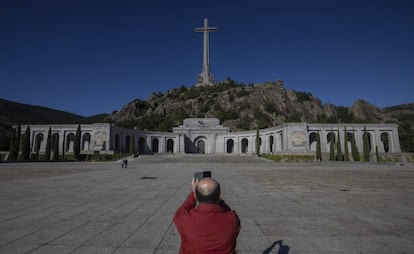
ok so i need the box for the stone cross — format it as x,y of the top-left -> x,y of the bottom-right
195,18 -> 217,86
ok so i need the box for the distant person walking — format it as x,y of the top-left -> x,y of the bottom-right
121,158 -> 128,168
174,177 -> 240,253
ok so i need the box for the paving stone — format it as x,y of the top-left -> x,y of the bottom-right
0,157 -> 413,253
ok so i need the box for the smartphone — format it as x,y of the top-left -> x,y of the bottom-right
194,171 -> 212,180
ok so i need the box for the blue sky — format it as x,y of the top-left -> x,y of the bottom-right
1,0 -> 413,116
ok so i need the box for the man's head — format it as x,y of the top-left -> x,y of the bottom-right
195,178 -> 221,204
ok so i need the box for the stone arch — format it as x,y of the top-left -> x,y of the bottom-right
82,133 -> 91,151
152,138 -> 159,153
197,140 -> 205,154
66,133 -> 75,153
226,139 -> 234,154
125,136 -> 131,153
167,139 -> 174,153
309,132 -> 317,151
327,132 -> 336,144
241,138 -> 248,153
114,134 -> 121,153
381,132 -> 390,153
34,133 -> 44,154
269,136 -> 274,153
194,136 -> 207,154
138,137 -> 146,154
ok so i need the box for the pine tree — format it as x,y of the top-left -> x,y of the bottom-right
255,125 -> 260,156
52,135 -> 59,160
74,124 -> 81,160
336,129 -> 342,161
363,126 -> 370,162
21,126 -> 31,160
344,127 -> 350,161
375,145 -> 380,162
8,130 -> 16,161
45,127 -> 51,160
329,129 -> 335,161
13,124 -> 21,160
130,134 -> 135,155
316,131 -> 322,161
351,129 -> 360,161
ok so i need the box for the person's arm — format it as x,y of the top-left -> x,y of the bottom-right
173,178 -> 198,222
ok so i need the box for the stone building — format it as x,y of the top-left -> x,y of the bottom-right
18,118 -> 400,158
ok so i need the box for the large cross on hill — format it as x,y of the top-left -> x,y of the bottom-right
195,18 -> 217,86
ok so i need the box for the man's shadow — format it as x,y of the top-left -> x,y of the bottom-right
262,240 -> 290,254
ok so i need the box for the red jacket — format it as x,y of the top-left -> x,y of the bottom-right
173,193 -> 241,254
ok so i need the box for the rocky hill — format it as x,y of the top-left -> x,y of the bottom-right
105,79 -> 410,132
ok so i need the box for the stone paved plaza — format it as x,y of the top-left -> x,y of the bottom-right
1,156 -> 414,254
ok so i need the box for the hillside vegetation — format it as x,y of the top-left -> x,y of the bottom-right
1,79 -> 413,152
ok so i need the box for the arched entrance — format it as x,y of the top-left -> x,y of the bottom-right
309,132 -> 317,151
152,138 -> 159,153
138,137 -> 146,154
167,139 -> 174,153
226,139 -> 234,153
197,140 -> 205,154
241,138 -> 248,153
34,133 -> 44,155
193,136 -> 207,154
114,134 -> 120,153
381,132 -> 390,152
125,136 -> 131,153
66,133 -> 75,153
269,136 -> 274,153
82,133 -> 91,151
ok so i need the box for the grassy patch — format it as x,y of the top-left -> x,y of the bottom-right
263,154 -> 315,162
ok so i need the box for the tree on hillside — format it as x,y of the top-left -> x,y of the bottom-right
351,129 -> 360,161
21,126 -> 31,160
74,124 -> 81,160
344,127 -> 350,161
336,130 -> 343,161
363,126 -> 370,162
45,127 -> 51,160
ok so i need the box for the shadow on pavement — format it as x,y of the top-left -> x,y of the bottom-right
263,240 -> 290,254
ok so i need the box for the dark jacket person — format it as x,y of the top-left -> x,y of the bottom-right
173,177 -> 241,254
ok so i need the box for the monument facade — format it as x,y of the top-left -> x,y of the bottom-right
17,119 -> 401,159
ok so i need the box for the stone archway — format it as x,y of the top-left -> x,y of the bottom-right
34,133 -> 44,155
138,137 -> 146,154
381,132 -> 390,152
66,133 -> 75,153
194,136 -> 207,154
197,140 -> 205,154
167,139 -> 174,153
152,138 -> 159,153
241,138 -> 248,153
114,134 -> 121,153
82,133 -> 91,151
269,136 -> 274,153
226,139 -> 234,154
309,132 -> 317,151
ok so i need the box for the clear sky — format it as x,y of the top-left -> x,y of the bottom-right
1,0 -> 413,116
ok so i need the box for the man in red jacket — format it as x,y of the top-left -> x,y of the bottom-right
173,177 -> 241,254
